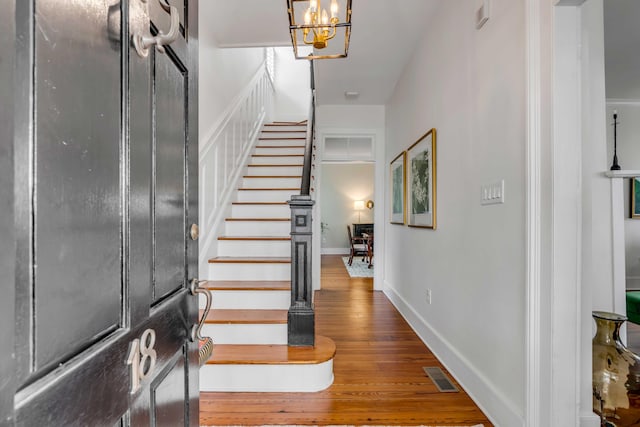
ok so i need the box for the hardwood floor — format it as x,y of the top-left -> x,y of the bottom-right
200,255 -> 492,426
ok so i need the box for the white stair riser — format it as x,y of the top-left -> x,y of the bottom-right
237,189 -> 298,202
200,361 -> 334,392
231,204 -> 290,218
225,220 -> 290,236
251,156 -> 304,165
260,130 -> 307,138
241,177 -> 301,189
254,147 -> 305,156
218,240 -> 290,257
246,166 -> 303,176
202,323 -> 287,345
208,262 -> 290,281
199,289 -> 290,310
256,140 -> 306,147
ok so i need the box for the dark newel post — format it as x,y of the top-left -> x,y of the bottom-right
288,194 -> 315,346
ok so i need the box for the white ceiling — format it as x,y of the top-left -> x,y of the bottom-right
206,0 -> 441,105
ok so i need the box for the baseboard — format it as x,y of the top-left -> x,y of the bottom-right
321,248 -> 350,255
383,280 -> 523,427
627,276 -> 640,289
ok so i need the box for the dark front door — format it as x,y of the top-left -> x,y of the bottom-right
2,0 -> 199,425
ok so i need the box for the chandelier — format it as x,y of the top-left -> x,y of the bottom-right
287,0 -> 352,60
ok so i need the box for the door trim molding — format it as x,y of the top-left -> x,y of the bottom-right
525,0 -> 543,424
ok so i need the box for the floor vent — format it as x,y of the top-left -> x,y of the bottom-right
423,366 -> 459,393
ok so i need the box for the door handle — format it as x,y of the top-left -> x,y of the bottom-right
133,0 -> 180,58
189,279 -> 214,366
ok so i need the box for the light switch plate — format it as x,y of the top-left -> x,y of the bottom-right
481,180 -> 505,205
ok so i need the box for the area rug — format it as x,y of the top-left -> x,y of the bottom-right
342,256 -> 373,278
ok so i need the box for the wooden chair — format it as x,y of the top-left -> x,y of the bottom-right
347,225 -> 368,266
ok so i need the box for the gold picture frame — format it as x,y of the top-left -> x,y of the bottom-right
390,151 -> 406,225
406,129 -> 437,229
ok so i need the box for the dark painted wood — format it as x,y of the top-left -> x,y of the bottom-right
0,0 -> 16,424
153,49 -> 187,302
10,0 -> 199,425
185,2 -> 201,424
34,0 -> 122,370
288,195 -> 315,346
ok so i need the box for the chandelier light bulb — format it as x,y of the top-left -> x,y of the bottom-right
321,9 -> 329,25
330,0 -> 338,18
310,0 -> 317,12
304,9 -> 311,25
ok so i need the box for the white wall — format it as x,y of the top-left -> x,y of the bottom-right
199,2 -> 266,139
320,163 -> 374,252
384,1 -> 526,424
606,104 -> 640,289
198,42 -> 266,138
273,47 -> 311,121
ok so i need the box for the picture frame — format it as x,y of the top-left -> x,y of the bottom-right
406,128 -> 437,229
632,177 -> 640,219
390,151 -> 406,224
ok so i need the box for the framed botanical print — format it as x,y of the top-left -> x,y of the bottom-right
407,128 -> 436,229
632,177 -> 640,218
390,151 -> 406,224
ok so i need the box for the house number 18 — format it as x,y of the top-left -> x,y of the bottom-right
126,328 -> 157,393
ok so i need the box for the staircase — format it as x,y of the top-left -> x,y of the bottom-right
200,122 -> 336,392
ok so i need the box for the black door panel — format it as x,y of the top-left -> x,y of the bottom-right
6,0 -> 199,425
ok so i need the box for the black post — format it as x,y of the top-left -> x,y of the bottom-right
288,194 -> 315,346
611,111 -> 621,171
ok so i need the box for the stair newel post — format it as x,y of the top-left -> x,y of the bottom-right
288,194 -> 315,346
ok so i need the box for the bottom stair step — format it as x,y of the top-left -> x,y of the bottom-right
200,335 -> 336,392
201,310 -> 288,345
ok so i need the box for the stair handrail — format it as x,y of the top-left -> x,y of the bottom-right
300,61 -> 316,196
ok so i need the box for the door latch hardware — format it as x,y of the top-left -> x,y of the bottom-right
189,279 -> 214,365
133,0 -> 180,58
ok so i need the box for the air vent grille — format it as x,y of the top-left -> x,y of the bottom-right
423,366 -> 459,393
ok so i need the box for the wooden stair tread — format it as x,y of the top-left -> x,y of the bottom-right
255,145 -> 305,149
261,130 -> 307,133
208,257 -> 291,264
232,201 -> 288,205
225,217 -> 290,222
243,175 -> 302,179
264,123 -> 306,127
237,189 -> 299,193
207,336 -> 336,365
247,164 -> 304,167
258,137 -> 306,141
252,154 -> 304,157
218,236 -> 291,241
203,309 -> 287,324
204,280 -> 291,291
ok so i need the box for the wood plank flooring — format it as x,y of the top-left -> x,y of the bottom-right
200,255 -> 493,426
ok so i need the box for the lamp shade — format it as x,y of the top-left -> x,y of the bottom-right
354,200 -> 365,210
